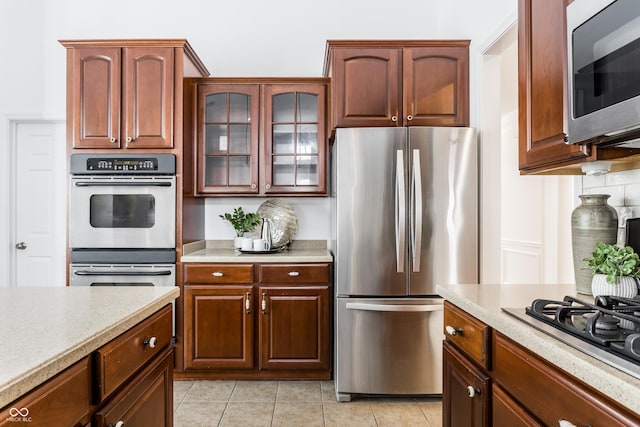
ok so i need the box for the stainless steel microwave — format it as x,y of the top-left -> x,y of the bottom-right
567,0 -> 640,147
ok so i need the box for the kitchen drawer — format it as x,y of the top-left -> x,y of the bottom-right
94,304 -> 172,402
443,301 -> 490,369
0,357 -> 91,427
260,263 -> 331,284
493,332 -> 640,427
184,264 -> 254,284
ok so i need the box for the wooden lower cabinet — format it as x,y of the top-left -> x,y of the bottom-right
182,262 -> 332,379
492,383 -> 542,427
93,348 -> 173,427
259,285 -> 330,371
0,358 -> 91,427
184,285 -> 254,370
443,340 -> 490,427
443,303 -> 640,427
0,305 -> 174,427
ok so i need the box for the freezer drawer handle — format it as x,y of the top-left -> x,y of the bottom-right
345,302 -> 443,312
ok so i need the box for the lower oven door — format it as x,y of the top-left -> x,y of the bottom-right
69,264 -> 176,287
69,176 -> 176,249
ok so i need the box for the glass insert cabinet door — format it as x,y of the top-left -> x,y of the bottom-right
263,84 -> 326,194
197,84 -> 260,194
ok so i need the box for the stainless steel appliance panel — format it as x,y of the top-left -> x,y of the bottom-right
334,128 -> 408,296
408,127 -> 478,295
69,176 -> 176,249
335,297 -> 444,399
69,264 -> 176,287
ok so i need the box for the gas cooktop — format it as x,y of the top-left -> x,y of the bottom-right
503,295 -> 640,380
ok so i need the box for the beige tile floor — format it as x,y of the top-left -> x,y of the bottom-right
174,380 -> 442,427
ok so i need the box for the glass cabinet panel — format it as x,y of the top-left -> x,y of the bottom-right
269,90 -> 321,191
199,85 -> 258,194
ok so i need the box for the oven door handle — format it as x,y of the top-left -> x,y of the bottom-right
73,270 -> 173,276
74,181 -> 173,187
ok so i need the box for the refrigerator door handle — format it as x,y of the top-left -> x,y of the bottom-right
395,149 -> 406,273
411,149 -> 423,272
345,302 -> 444,312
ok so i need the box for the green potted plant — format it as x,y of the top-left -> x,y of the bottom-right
584,242 -> 640,297
219,207 -> 261,248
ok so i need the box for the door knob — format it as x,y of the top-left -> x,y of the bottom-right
15,242 -> 27,250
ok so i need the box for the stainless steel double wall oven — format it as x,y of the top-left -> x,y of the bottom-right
68,154 -> 177,290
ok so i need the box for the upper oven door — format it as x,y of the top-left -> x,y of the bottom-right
69,176 -> 176,249
567,0 -> 640,144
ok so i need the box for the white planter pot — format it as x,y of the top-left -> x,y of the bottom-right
234,236 -> 244,249
590,274 -> 639,298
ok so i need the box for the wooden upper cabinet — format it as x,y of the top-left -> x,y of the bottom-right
328,48 -> 401,128
263,83 -> 327,195
518,0 -> 591,172
196,83 -> 260,194
187,78 -> 329,196
404,46 -> 469,127
324,40 -> 470,130
61,39 -> 209,151
122,47 -> 174,149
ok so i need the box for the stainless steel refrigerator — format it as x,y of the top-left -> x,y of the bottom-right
330,127 -> 478,401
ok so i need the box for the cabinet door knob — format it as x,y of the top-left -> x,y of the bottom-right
557,420 -> 580,427
265,183 -> 271,190
110,137 -> 117,143
445,325 -> 462,336
391,115 -> 398,122
212,272 -> 224,277
251,183 -> 257,190
406,115 -> 413,121
288,271 -> 300,277
15,242 -> 27,250
466,385 -> 477,398
126,136 -> 133,143
143,336 -> 157,348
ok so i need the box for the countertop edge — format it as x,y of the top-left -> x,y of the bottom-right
437,284 -> 640,416
0,287 -> 179,409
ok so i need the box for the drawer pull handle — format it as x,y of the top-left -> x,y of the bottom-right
445,325 -> 462,336
143,336 -> 157,348
444,325 -> 462,336
261,292 -> 267,315
110,422 -> 125,427
245,292 -> 251,314
288,271 -> 300,277
212,272 -> 224,277
466,386 -> 478,398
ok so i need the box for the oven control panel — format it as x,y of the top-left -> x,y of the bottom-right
70,154 -> 176,175
87,158 -> 158,171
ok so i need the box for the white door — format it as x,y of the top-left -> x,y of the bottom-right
12,121 -> 66,287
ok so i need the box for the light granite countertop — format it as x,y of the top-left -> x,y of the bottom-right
437,283 -> 640,416
181,240 -> 333,263
0,286 -> 179,409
